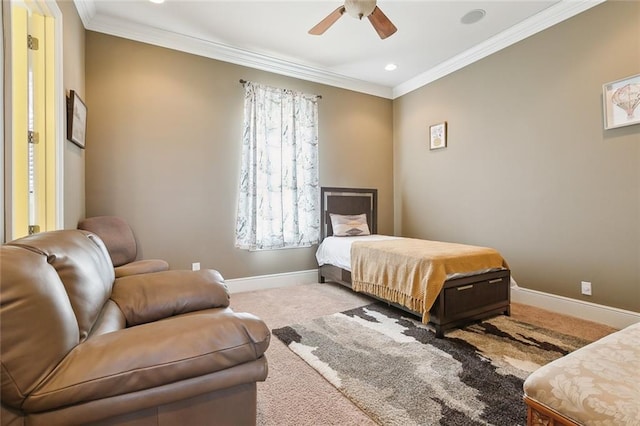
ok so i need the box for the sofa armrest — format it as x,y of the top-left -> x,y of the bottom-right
111,269 -> 229,326
114,258 -> 169,278
22,307 -> 270,413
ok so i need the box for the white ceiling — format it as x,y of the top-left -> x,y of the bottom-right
74,0 -> 603,99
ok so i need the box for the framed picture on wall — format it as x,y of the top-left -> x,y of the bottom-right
67,90 -> 87,149
603,73 -> 640,130
429,122 -> 447,150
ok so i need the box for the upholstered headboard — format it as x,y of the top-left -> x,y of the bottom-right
320,187 -> 377,239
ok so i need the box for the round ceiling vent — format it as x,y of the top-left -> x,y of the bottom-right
461,9 -> 486,25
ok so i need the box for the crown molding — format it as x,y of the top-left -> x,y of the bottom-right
74,2 -> 393,99
392,0 -> 606,98
74,0 -> 603,100
73,0 -> 96,28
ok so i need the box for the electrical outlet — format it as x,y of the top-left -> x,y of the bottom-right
192,262 -> 200,271
581,281 -> 592,296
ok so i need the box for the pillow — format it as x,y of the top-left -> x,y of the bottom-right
330,213 -> 371,237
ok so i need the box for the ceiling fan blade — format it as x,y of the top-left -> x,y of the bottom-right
367,6 -> 397,39
309,5 -> 346,35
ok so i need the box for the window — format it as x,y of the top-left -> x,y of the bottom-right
235,82 -> 320,251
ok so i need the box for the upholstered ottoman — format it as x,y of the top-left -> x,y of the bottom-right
523,321 -> 640,425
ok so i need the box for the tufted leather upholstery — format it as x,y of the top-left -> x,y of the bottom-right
1,230 -> 269,426
77,216 -> 169,278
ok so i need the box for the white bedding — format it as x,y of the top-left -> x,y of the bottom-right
315,235 -> 400,271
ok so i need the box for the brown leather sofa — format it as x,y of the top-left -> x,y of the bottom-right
1,230 -> 270,426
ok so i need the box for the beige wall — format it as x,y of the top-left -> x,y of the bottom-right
85,32 -> 393,278
84,2 -> 638,310
58,0 -> 85,228
393,2 -> 639,311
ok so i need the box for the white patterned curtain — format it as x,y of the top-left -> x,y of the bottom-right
235,82 -> 320,251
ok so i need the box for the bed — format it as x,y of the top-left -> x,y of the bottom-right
316,187 -> 511,338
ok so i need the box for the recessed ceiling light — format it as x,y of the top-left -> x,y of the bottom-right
461,9 -> 486,25
385,63 -> 397,71
149,0 -> 165,4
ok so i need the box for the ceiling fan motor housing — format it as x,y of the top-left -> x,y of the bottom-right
345,0 -> 377,19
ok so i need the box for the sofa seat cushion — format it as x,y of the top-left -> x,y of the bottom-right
22,308 -> 270,413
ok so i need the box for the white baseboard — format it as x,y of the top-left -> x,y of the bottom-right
226,269 -> 640,330
511,286 -> 640,330
226,269 -> 318,294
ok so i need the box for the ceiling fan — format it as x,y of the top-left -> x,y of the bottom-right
309,0 -> 398,40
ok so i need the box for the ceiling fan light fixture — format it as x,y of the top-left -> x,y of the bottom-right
344,0 -> 377,19
309,0 -> 397,39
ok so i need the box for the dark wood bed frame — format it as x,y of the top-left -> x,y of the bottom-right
317,187 -> 511,338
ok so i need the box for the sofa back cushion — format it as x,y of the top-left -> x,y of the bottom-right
78,216 -> 137,267
8,230 -> 115,342
0,245 -> 80,407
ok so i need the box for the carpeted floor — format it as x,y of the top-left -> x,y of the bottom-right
229,282 -> 617,426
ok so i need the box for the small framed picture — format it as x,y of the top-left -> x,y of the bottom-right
429,122 -> 447,150
67,90 -> 87,149
603,73 -> 640,130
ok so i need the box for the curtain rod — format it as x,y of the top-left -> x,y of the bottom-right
239,79 -> 322,99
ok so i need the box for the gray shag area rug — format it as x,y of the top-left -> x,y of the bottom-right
272,303 -> 589,426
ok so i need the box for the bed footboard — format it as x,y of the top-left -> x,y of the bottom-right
319,266 -> 510,338
429,269 -> 510,337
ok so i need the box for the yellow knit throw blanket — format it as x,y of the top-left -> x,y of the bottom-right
351,238 -> 508,323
